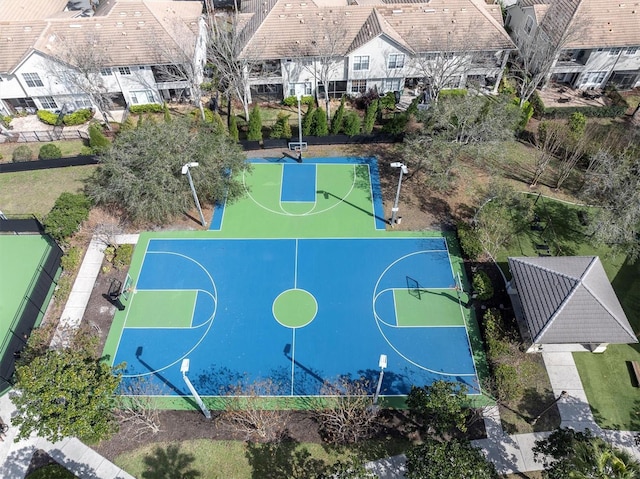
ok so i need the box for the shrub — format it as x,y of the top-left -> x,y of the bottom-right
119,116 -> 135,132
60,246 -> 82,271
12,145 -> 33,162
113,244 -> 134,269
88,124 -> 110,153
38,143 -> 62,160
302,106 -> 315,136
129,103 -> 163,114
363,99 -> 379,134
529,91 -> 545,118
406,96 -> 420,116
354,88 -> 380,110
568,111 -> 586,136
456,221 -> 483,260
43,192 -> 92,242
495,363 -> 522,401
330,96 -> 346,135
270,112 -> 292,139
439,89 -> 468,98
282,95 -> 314,107
80,146 -> 93,156
63,109 -> 93,126
229,115 -> 239,141
472,270 -> 494,301
311,108 -> 329,136
1,115 -> 11,128
163,103 -> 171,123
515,99 -> 534,130
382,113 -> 408,135
247,104 -> 263,141
342,111 -> 361,136
379,91 -> 397,110
37,110 -> 59,125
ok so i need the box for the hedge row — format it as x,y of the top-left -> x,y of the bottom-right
37,108 -> 93,126
129,103 -> 164,114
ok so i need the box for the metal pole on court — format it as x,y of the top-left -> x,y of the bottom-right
182,162 -> 207,227
373,354 -> 387,406
297,93 -> 303,161
181,359 -> 211,419
390,163 -> 408,226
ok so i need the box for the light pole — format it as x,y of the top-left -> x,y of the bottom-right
181,359 -> 211,419
530,390 -> 567,426
390,162 -> 408,226
181,162 -> 206,227
373,354 -> 387,406
296,93 -> 303,162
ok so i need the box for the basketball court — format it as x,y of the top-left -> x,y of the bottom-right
103,157 -> 485,404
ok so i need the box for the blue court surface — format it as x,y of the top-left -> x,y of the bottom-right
115,236 -> 479,398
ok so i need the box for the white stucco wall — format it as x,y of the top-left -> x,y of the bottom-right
0,75 -> 27,99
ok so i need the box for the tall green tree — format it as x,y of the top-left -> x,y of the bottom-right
330,96 -> 346,135
86,117 -> 247,225
406,439 -> 498,479
406,380 -> 468,437
311,107 -> 329,136
302,105 -> 315,136
247,104 -> 263,141
534,428 -> 640,479
12,328 -> 123,443
363,99 -> 379,134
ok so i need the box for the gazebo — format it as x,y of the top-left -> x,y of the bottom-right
506,256 -> 637,353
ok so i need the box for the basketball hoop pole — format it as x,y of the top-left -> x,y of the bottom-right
390,163 -> 408,226
296,94 -> 303,161
181,359 -> 211,419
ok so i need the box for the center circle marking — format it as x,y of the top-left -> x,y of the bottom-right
273,288 -> 317,328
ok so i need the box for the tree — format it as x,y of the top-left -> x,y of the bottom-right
152,17 -> 208,121
342,112 -> 361,136
406,380 -> 468,437
302,105 -> 316,136
205,0 -> 263,120
330,96 -> 346,135
533,428 -> 640,479
115,378 -> 164,439
85,117 -> 247,225
247,104 -> 263,141
310,377 -> 379,444
406,438 -> 499,479
581,145 -> 640,262
47,32 -> 114,128
11,327 -> 123,443
229,114 -> 239,141
289,13 -> 348,120
509,4 -> 588,106
218,379 -> 290,442
311,108 -> 329,136
554,122 -> 592,189
270,112 -> 292,139
88,123 -> 110,153
531,120 -> 566,187
363,99 -> 379,134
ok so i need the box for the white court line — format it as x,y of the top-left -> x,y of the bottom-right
290,329 -> 296,396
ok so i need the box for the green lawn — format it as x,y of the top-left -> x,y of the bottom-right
115,438 -> 409,479
495,194 -> 640,430
0,165 -> 95,216
0,139 -> 86,162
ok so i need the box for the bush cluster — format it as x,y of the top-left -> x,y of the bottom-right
472,270 -> 494,301
129,103 -> 164,114
12,145 -> 34,162
456,221 -> 483,260
43,192 -> 92,243
282,95 -> 314,107
37,110 -> 59,125
60,246 -> 82,271
439,89 -> 468,98
63,109 -> 93,126
88,124 -> 110,153
38,143 -> 62,160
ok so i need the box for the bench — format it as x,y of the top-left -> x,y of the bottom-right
631,361 -> 640,387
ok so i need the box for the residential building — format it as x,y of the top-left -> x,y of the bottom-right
233,0 -> 515,103
0,0 -> 206,117
506,0 -> 640,90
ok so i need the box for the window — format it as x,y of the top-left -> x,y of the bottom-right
39,96 -> 58,109
384,79 -> 402,92
138,66 -> 146,70
626,47 -> 638,55
388,53 -> 405,69
423,52 -> 438,61
524,16 -> 534,34
100,68 -> 112,76
609,48 -> 623,56
118,66 -> 131,75
74,96 -> 93,109
350,79 -> 367,93
288,82 -> 312,97
583,71 -> 607,84
130,90 -> 155,104
353,55 -> 369,71
22,72 -> 44,87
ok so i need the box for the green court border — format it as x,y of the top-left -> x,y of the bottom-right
103,161 -> 493,408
